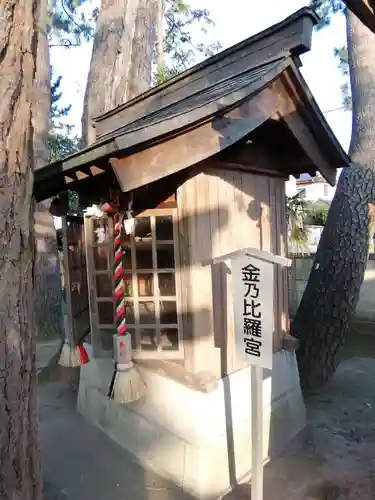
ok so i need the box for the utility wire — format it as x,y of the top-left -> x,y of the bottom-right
322,105 -> 348,114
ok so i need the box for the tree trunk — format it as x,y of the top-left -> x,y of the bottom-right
291,8 -> 375,391
156,0 -> 165,73
34,0 -> 63,341
128,0 -> 157,99
81,0 -> 157,147
0,0 -> 43,498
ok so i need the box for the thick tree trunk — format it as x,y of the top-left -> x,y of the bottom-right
34,0 -> 63,341
156,0 -> 165,73
291,9 -> 375,391
128,0 -> 157,98
81,0 -> 157,147
0,0 -> 43,498
347,8 -> 375,163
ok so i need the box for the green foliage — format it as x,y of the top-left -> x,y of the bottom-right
286,193 -> 309,248
158,0 -> 221,83
310,204 -> 329,225
68,190 -> 81,214
48,0 -> 220,153
47,1 -> 95,158
48,0 -> 97,48
48,67 -> 80,162
50,66 -> 71,121
333,45 -> 352,110
310,1 -> 351,110
155,66 -> 183,85
334,45 -> 349,75
310,0 -> 345,29
48,132 -> 80,162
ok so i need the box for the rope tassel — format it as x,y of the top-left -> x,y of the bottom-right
108,212 -> 146,404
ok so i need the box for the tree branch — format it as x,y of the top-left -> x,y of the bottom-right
342,0 -> 375,34
61,0 -> 85,34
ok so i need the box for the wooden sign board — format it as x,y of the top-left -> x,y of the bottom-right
231,254 -> 274,370
207,246 -> 290,500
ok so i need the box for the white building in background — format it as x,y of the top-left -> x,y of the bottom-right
295,176 -> 336,203
285,174 -> 336,203
285,175 -> 297,197
285,174 -> 337,254
53,216 -> 62,230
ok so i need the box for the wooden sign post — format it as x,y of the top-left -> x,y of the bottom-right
211,247 -> 291,500
231,248 -> 291,500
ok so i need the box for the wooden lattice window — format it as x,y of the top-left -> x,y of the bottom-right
62,216 -> 90,345
85,209 -> 183,359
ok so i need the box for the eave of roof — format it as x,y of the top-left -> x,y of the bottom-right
286,61 -> 349,169
33,57 -> 291,201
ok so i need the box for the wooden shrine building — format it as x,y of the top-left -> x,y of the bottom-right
34,7 -> 349,499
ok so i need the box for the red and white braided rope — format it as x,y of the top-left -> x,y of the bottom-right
113,213 -> 127,337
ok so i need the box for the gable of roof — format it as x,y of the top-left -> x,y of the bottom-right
93,7 -> 320,141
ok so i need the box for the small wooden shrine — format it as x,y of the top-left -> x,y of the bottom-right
34,7 -> 349,498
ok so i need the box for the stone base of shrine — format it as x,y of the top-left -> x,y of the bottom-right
77,350 -> 306,499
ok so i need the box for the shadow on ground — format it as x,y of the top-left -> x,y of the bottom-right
222,357 -> 375,500
38,364 -> 194,500
39,357 -> 375,500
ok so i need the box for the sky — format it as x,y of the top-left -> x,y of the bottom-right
50,0 -> 351,153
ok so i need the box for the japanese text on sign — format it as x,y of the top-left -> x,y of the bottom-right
232,254 -> 273,369
242,263 -> 262,358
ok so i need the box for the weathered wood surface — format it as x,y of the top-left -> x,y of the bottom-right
282,64 -> 348,169
63,217 -> 90,344
110,86 -> 280,193
110,69 -> 341,194
208,246 -> 291,267
101,59 -> 287,142
177,167 -> 288,377
273,76 -> 337,186
94,7 -> 318,139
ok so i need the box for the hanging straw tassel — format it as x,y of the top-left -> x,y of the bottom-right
59,343 -> 90,367
58,316 -> 83,367
59,318 -> 90,367
108,212 -> 146,404
59,341 -> 80,368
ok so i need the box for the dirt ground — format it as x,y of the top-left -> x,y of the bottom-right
39,357 -> 375,500
226,357 -> 375,500
274,357 -> 375,500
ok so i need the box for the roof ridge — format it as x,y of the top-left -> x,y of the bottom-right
93,7 -> 318,123
95,56 -> 288,144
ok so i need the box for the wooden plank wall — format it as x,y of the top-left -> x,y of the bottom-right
177,166 -> 288,377
65,216 -> 91,344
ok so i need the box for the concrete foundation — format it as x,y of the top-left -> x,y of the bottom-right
77,350 -> 306,499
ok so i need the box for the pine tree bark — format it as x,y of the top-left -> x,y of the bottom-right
0,0 -> 43,498
81,0 -> 157,147
291,8 -> 375,391
34,0 -> 63,341
156,0 -> 165,73
128,0 -> 157,99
